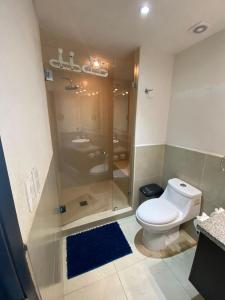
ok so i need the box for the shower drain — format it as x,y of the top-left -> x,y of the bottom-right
79,200 -> 88,207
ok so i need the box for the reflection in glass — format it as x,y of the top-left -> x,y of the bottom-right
43,35 -> 135,224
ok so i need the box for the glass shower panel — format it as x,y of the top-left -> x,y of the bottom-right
47,71 -> 113,225
112,79 -> 132,210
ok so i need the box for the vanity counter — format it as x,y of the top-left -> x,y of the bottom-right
197,211 -> 225,251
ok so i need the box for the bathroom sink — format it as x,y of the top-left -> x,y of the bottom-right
72,138 -> 90,143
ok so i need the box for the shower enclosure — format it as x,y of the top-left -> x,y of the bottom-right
43,38 -> 135,225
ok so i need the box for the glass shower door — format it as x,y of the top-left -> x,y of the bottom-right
112,79 -> 132,211
47,71 -> 113,225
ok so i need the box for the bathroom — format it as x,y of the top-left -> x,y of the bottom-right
1,0 -> 225,299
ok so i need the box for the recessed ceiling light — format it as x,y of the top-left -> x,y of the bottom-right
193,25 -> 208,34
140,5 -> 150,16
188,22 -> 209,34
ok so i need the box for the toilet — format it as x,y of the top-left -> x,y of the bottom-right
89,163 -> 109,176
136,178 -> 202,251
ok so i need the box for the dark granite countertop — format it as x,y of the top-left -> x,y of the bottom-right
197,211 -> 225,251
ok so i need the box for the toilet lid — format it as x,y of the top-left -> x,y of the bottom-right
137,199 -> 179,225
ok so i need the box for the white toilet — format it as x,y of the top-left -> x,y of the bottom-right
136,178 -> 202,251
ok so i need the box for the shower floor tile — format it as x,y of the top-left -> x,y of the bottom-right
60,180 -> 129,225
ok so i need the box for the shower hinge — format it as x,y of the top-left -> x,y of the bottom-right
132,81 -> 137,89
55,205 -> 66,214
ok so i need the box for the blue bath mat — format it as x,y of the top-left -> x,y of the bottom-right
66,222 -> 132,278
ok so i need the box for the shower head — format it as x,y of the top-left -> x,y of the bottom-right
61,76 -> 79,91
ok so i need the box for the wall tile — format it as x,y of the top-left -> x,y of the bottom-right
163,145 -> 205,188
132,145 -> 165,208
135,145 -> 165,181
200,154 -> 225,213
163,145 -> 225,239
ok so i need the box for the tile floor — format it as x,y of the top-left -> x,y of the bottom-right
61,180 -> 129,225
63,215 -> 204,300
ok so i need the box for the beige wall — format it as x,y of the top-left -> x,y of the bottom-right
132,46 -> 173,206
28,159 -> 63,300
0,0 -> 52,242
133,31 -> 225,212
167,29 -> 225,156
135,46 -> 174,146
163,29 -> 225,237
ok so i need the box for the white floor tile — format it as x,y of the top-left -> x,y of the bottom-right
113,250 -> 145,272
118,215 -> 136,225
163,247 -> 198,298
64,274 -> 127,300
118,260 -> 165,300
64,262 -> 116,294
119,216 -> 141,247
118,259 -> 190,300
147,261 -> 191,300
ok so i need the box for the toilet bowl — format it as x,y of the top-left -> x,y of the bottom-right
89,163 -> 109,176
136,178 -> 202,251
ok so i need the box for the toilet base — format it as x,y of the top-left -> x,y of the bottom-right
142,226 -> 180,251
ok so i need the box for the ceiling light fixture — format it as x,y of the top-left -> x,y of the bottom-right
93,60 -> 100,68
188,22 -> 209,34
193,24 -> 208,34
140,5 -> 150,16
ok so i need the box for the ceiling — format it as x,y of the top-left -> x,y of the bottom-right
35,0 -> 225,56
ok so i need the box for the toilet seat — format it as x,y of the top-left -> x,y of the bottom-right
137,198 -> 179,225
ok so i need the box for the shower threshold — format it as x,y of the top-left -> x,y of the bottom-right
61,206 -> 133,235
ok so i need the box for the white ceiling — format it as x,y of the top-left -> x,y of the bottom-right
35,0 -> 225,56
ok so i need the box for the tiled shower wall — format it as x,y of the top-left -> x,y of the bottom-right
133,144 -> 225,238
27,159 -> 63,300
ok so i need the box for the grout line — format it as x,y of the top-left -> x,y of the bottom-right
162,254 -> 196,298
167,143 -> 224,158
63,271 -> 117,297
114,255 -> 146,274
116,270 -> 129,300
199,153 -> 207,188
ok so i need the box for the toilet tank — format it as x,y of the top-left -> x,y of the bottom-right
163,178 -> 202,221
